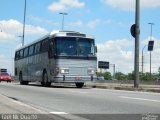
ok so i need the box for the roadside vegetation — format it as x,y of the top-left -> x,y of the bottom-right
97,67 -> 160,81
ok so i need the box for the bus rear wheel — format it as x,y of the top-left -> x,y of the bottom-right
41,71 -> 51,87
19,73 -> 29,85
75,83 -> 84,88
19,73 -> 24,85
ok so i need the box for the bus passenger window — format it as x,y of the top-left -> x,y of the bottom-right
48,41 -> 54,58
20,50 -> 24,59
35,42 -> 41,54
29,45 -> 34,56
15,51 -> 20,60
24,47 -> 29,57
41,39 -> 49,52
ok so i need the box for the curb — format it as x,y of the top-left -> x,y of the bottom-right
87,84 -> 160,93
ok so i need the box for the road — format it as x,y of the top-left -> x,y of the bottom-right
0,82 -> 160,120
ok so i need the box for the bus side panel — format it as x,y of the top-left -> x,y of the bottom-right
22,58 -> 29,81
28,52 -> 49,82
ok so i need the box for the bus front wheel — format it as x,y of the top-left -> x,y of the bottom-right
75,83 -> 84,88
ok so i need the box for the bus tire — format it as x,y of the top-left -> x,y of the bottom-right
19,72 -> 26,85
75,83 -> 84,88
42,71 -> 51,87
25,81 -> 29,85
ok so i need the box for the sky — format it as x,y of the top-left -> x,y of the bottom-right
0,0 -> 160,75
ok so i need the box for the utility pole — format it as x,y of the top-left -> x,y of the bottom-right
148,23 -> 154,75
22,0 -> 26,46
109,64 -> 116,80
113,64 -> 115,80
59,12 -> 68,30
18,36 -> 23,47
134,0 -> 140,88
142,45 -> 147,73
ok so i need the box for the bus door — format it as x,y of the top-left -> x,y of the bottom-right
48,40 -> 56,79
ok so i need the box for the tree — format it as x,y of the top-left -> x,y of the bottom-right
140,72 -> 156,81
97,71 -> 111,80
115,72 -> 127,80
127,72 -> 134,80
103,72 -> 111,80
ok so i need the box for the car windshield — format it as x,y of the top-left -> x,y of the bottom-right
55,37 -> 95,56
1,72 -> 9,76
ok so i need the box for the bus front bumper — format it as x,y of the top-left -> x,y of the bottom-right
52,75 -> 97,83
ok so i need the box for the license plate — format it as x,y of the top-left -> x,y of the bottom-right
75,77 -> 82,80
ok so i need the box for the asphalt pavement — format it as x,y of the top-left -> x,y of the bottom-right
0,93 -> 66,120
0,82 -> 160,120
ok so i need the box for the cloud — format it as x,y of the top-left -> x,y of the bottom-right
97,37 -> 160,74
28,16 -> 59,26
102,0 -> 160,11
87,19 -> 101,29
0,32 -> 15,42
97,39 -> 134,73
87,19 -> 112,29
0,19 -> 49,42
48,0 -> 85,12
0,54 -> 13,74
68,20 -> 83,27
0,19 -> 49,75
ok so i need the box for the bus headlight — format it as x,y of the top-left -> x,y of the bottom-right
60,68 -> 69,74
88,68 -> 95,75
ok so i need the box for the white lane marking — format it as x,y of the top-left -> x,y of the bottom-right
69,90 -> 89,94
94,88 -> 160,95
50,111 -> 89,120
120,96 -> 160,103
50,112 -> 68,114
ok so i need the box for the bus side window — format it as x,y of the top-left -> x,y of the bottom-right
48,41 -> 54,58
24,47 -> 29,57
41,39 -> 49,52
35,42 -> 41,54
29,45 -> 34,56
20,49 -> 24,59
15,51 -> 20,60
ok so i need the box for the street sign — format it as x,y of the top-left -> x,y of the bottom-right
98,61 -> 109,69
130,24 -> 136,38
148,40 -> 154,51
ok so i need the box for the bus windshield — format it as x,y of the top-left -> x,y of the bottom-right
55,37 -> 95,57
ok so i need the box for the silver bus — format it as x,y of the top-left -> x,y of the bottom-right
14,30 -> 97,88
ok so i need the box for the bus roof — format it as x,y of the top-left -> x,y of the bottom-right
15,30 -> 94,51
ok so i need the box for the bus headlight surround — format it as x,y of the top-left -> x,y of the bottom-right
60,68 -> 69,74
88,68 -> 95,75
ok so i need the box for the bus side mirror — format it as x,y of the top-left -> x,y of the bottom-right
95,46 -> 97,53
